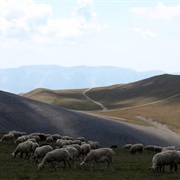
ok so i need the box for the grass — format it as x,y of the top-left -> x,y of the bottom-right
1,142 -> 180,180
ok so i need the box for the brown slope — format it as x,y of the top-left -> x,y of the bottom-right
1,90 -> 180,147
24,88 -> 100,110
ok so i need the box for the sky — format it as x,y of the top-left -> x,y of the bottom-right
0,0 -> 180,73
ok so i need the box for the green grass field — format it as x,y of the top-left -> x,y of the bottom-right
1,142 -> 180,180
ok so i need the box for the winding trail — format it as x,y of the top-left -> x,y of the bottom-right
83,88 -> 108,111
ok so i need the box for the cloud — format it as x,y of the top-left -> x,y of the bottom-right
131,2 -> 180,21
0,0 -> 104,48
134,27 -> 157,38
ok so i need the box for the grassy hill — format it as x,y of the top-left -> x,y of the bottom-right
24,88 -> 101,110
24,74 -> 180,133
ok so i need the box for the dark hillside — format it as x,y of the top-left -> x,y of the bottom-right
0,90 -> 180,147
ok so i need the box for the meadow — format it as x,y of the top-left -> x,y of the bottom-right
1,142 -> 180,180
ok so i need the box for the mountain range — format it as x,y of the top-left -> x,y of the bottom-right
0,65 -> 166,94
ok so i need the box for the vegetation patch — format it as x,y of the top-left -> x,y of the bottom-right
1,142 -> 180,180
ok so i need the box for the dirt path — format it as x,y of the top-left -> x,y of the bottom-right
83,88 -> 108,111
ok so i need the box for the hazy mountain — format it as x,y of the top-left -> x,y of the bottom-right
0,65 -> 164,94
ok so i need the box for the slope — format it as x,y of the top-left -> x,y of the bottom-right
24,74 -> 180,133
1,90 -> 180,147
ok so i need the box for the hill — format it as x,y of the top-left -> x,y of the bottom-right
24,74 -> 180,133
0,65 -> 164,94
0,89 -> 180,147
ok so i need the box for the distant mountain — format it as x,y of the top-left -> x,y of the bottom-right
0,65 -> 165,94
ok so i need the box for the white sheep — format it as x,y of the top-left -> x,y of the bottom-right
121,144 -> 132,149
38,148 -> 71,171
14,136 -> 26,144
63,146 -> 78,168
80,148 -> 115,171
161,146 -> 176,152
31,145 -> 53,163
63,144 -> 81,160
149,150 -> 180,173
89,141 -> 99,150
12,140 -> 34,158
80,143 -> 91,160
56,139 -> 70,148
1,133 -> 15,142
45,136 -> 54,143
130,143 -> 143,154
76,137 -> 85,142
51,134 -> 62,141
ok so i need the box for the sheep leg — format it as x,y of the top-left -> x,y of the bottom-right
171,163 -> 177,173
90,160 -> 94,171
67,160 -> 71,169
105,158 -> 110,171
63,160 -> 67,171
51,162 -> 57,171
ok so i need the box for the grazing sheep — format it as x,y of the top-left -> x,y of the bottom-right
31,145 -> 53,163
51,134 -> 62,141
130,143 -> 143,154
121,144 -> 132,149
89,141 -> 99,150
161,146 -> 176,152
14,136 -> 26,144
149,150 -> 180,173
1,133 -> 15,142
76,137 -> 85,142
154,146 -> 163,152
45,136 -> 54,143
63,146 -> 78,168
80,148 -> 115,171
144,145 -> 156,152
31,142 -> 39,155
80,144 -> 91,160
70,140 -> 82,145
38,149 -> 71,171
56,139 -> 70,148
63,144 -> 81,159
9,130 -> 26,139
12,140 -> 34,158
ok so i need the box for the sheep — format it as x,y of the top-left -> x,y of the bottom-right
63,146 -> 78,168
14,136 -> 26,144
45,136 -> 54,143
12,140 -> 34,158
56,139 -> 70,148
51,134 -> 62,141
80,143 -> 91,160
130,143 -> 143,154
9,130 -> 26,139
38,148 -> 71,171
144,145 -> 156,152
161,146 -> 176,152
80,148 -> 115,171
31,145 -> 53,163
89,141 -> 99,150
121,144 -> 132,149
63,144 -> 81,160
1,133 -> 15,142
31,142 -> 39,154
76,137 -> 85,142
149,150 -> 180,173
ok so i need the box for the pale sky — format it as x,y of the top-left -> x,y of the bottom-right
0,0 -> 180,73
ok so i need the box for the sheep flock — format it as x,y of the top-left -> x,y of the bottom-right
1,130 -> 180,175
